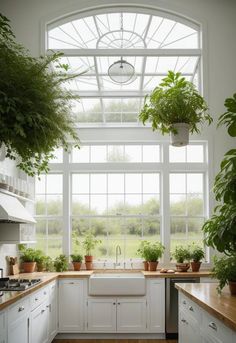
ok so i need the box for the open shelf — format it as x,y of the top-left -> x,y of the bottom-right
0,188 -> 35,203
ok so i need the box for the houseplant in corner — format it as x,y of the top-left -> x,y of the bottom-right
172,245 -> 191,272
189,244 -> 205,272
70,254 -> 83,271
0,14 -> 81,176
212,255 -> 236,295
139,71 -> 212,146
82,232 -> 101,270
146,241 -> 165,271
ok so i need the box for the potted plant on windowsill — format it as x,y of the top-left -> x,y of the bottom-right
20,248 -> 37,273
172,245 -> 191,272
70,254 -> 83,271
82,232 -> 101,270
189,244 -> 205,272
34,250 -> 47,272
139,71 -> 212,147
146,241 -> 165,271
54,254 -> 68,272
137,240 -> 151,271
212,255 -> 236,295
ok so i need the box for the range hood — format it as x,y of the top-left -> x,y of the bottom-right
0,193 -> 36,224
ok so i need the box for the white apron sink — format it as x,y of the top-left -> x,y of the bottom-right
89,272 -> 146,295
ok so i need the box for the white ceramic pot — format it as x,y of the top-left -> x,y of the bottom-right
170,123 -> 190,147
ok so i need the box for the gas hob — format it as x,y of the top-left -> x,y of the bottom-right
0,278 -> 42,292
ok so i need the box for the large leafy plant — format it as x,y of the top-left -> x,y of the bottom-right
0,14 -> 80,176
212,255 -> 236,293
203,93 -> 236,255
139,71 -> 212,134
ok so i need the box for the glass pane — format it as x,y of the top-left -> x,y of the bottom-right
72,218 -> 90,237
142,145 -> 160,162
35,239 -> 47,253
107,145 -> 125,162
107,194 -> 124,214
125,174 -> 142,193
48,219 -> 63,235
142,195 -> 160,215
124,145 -> 142,162
187,194 -> 204,216
36,219 -> 47,236
90,218 -> 107,237
187,174 -> 203,193
90,195 -> 107,214
125,194 -> 142,214
47,195 -> 63,215
125,239 -> 142,259
35,175 -> 46,194
169,146 -> 186,162
143,218 -> 160,238
108,174 -> 124,193
170,174 -> 186,193
49,148 -> 63,163
48,239 -> 62,258
90,146 -> 106,162
72,174 -> 89,194
170,194 -> 186,215
72,146 -> 90,163
47,174 -> 62,194
143,173 -> 159,193
107,218 -> 123,238
124,218 -> 142,238
72,195 -> 90,215
90,174 -> 106,194
187,145 -> 204,162
106,239 -> 125,259
170,217 -> 187,252
187,218 -> 205,246
36,195 -> 46,215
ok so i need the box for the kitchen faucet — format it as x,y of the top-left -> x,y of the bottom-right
115,245 -> 122,268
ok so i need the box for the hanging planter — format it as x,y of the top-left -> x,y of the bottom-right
139,71 -> 212,147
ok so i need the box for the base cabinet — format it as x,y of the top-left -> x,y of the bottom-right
147,279 -> 165,332
48,282 -> 58,342
59,279 -> 84,332
87,298 -> 116,332
8,298 -> 30,343
30,301 -> 48,343
117,298 -> 146,332
179,310 -> 202,343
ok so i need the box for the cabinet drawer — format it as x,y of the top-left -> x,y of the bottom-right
0,310 -> 6,333
202,310 -> 233,342
179,293 -> 201,322
30,286 -> 49,311
8,297 -> 30,323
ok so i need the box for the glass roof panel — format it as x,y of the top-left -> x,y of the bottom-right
101,76 -> 141,91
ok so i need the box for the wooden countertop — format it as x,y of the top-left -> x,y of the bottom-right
175,282 -> 236,332
0,270 -> 211,311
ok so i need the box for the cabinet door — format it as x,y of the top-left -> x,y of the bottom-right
8,314 -> 29,343
58,279 -> 84,332
87,298 -> 116,332
179,310 -> 202,343
117,298 -> 146,332
48,282 -> 58,342
30,301 -> 48,343
147,279 -> 165,332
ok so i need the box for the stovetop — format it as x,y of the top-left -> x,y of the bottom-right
0,278 -> 42,292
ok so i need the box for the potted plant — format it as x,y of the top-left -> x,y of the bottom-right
137,240 -> 151,270
212,255 -> 236,295
190,244 -> 205,272
82,232 -> 101,270
139,71 -> 212,146
146,241 -> 165,271
20,248 -> 37,273
54,254 -> 68,272
70,254 -> 83,271
172,245 -> 191,272
34,250 -> 47,272
0,14 -> 81,176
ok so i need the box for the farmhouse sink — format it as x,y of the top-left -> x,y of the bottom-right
89,272 -> 146,295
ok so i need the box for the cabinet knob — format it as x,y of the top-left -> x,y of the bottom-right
208,322 -> 217,331
183,300 -> 186,305
41,309 -> 45,314
117,302 -> 120,305
18,306 -> 25,312
113,302 -> 116,305
189,306 -> 194,312
181,318 -> 188,324
35,298 -> 38,301
44,291 -> 47,295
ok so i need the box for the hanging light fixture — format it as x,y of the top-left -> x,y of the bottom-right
108,13 -> 135,84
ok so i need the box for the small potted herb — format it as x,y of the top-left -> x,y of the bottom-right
20,248 -> 37,273
190,244 -> 205,272
146,241 -> 165,271
34,250 -> 47,272
82,232 -> 101,270
139,71 -> 212,146
54,254 -> 68,272
70,254 -> 83,271
172,245 -> 191,272
137,240 -> 151,270
212,255 -> 236,295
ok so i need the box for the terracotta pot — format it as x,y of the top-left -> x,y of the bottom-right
175,262 -> 190,272
170,123 -> 190,147
22,262 -> 36,273
85,255 -> 93,263
72,262 -> 82,271
148,261 -> 158,271
191,261 -> 201,272
85,262 -> 93,270
143,261 -> 149,271
229,281 -> 236,295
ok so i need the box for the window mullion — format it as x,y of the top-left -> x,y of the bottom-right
62,149 -> 70,256
162,142 -> 170,264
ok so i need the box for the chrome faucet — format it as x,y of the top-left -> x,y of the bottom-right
115,245 -> 122,268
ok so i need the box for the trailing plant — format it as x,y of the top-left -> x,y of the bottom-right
189,243 -> 205,262
70,254 -> 83,262
82,232 -> 101,256
54,254 -> 68,272
203,92 -> 236,255
212,255 -> 236,293
172,245 -> 191,263
0,14 -> 81,176
139,70 -> 212,134
137,240 -> 151,261
145,241 -> 165,262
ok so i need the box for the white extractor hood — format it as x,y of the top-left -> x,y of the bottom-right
0,193 -> 36,224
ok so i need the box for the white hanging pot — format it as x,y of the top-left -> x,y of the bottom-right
170,123 -> 190,147
0,143 -> 6,161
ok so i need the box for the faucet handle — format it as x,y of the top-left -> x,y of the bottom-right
130,258 -> 133,269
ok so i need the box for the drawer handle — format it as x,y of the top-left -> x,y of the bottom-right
209,322 -> 217,331
183,300 -> 186,305
43,291 -> 47,295
181,318 -> 188,324
69,282 -> 74,284
18,306 -> 25,312
41,309 -> 45,314
189,306 -> 194,312
113,302 -> 116,305
35,298 -> 38,301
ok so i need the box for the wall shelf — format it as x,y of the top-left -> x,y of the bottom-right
0,188 -> 34,203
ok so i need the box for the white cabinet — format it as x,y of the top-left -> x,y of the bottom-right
147,279 -> 165,332
48,281 -> 58,342
8,297 -> 30,343
117,298 -> 146,332
30,301 -> 49,343
0,310 -> 7,343
58,279 -> 84,332
179,310 -> 202,343
87,298 -> 116,332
